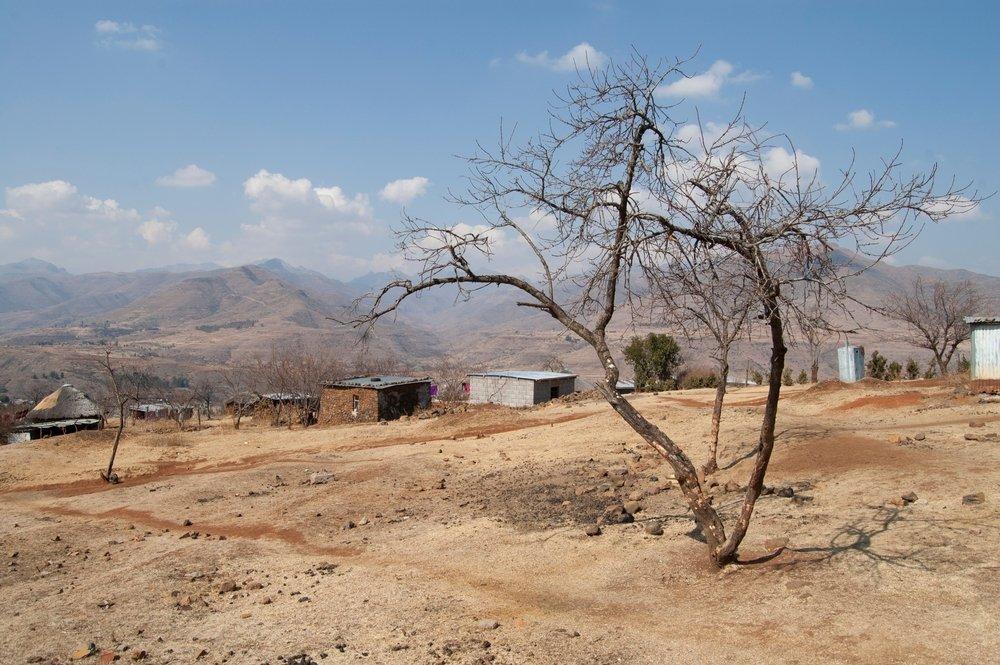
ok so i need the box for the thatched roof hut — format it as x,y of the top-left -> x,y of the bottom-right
25,384 -> 102,423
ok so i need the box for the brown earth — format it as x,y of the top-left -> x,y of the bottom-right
1,381 -> 998,664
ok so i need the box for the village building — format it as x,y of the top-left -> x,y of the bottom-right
7,384 -> 104,443
467,370 -> 576,407
965,317 -> 1000,393
319,376 -> 431,425
130,401 -> 193,421
224,393 -> 318,425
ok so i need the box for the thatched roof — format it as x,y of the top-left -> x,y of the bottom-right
26,384 -> 102,422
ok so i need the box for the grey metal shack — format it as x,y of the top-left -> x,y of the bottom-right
468,370 -> 576,407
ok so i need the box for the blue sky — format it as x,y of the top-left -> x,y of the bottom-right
1,1 -> 997,277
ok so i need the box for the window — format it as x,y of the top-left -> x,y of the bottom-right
352,394 -> 360,414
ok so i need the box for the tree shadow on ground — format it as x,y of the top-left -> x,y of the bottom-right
767,506 -> 994,575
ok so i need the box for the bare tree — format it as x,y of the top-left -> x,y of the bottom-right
430,356 -> 471,402
884,277 -> 983,375
650,246 -> 754,475
218,362 -> 256,430
799,283 -> 832,383
344,55 -> 977,566
97,347 -> 138,483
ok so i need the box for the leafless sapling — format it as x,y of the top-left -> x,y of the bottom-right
884,277 -> 984,375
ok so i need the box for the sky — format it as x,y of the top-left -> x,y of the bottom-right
0,1 -> 997,278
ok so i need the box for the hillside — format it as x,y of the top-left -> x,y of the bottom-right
0,256 -> 996,399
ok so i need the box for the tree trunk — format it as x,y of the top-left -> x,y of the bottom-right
713,293 -> 787,564
104,405 -> 125,481
810,358 -> 819,383
592,339 -> 729,561
704,356 -> 729,476
936,352 -> 949,376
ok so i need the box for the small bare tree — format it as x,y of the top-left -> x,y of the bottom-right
799,283 -> 833,383
218,362 -> 257,430
885,277 -> 983,375
344,55 -> 977,566
97,348 -> 139,483
650,246 -> 754,475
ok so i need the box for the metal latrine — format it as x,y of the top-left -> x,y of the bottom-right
966,317 -> 1000,392
837,345 -> 865,383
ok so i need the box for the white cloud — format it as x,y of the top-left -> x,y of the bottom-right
790,71 -> 814,89
762,147 -> 821,183
916,256 -> 952,269
380,176 -> 431,204
515,42 -> 608,72
655,60 -> 761,99
244,169 -> 372,220
94,20 -> 163,51
925,195 -> 984,222
137,218 -> 177,245
183,227 -> 211,251
156,164 -> 216,188
5,180 -> 140,223
835,109 -> 896,131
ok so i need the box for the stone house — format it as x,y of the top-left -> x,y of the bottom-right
319,376 -> 431,425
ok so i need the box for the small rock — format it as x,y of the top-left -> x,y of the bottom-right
584,524 -> 602,537
723,480 -> 741,493
623,501 -> 642,515
309,472 -> 335,485
343,520 -> 356,530
776,487 -> 795,498
964,433 -> 981,441
218,581 -> 240,593
627,490 -> 645,501
643,521 -> 663,536
72,644 -> 98,660
962,492 -> 985,505
761,486 -> 774,496
969,420 -> 986,428
901,491 -> 918,504
600,505 -> 635,525
912,432 -> 926,441
476,619 -> 500,630
182,519 -> 193,527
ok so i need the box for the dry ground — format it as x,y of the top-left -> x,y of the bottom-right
1,380 -> 998,664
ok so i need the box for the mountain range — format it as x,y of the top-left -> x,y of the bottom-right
0,256 -> 996,400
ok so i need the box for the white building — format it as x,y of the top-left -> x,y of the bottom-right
467,370 -> 576,407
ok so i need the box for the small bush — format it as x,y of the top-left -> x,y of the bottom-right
679,368 -> 718,390
782,368 -> 794,386
905,358 -> 921,380
796,370 -> 808,384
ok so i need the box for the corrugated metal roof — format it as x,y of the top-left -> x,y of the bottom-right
965,316 -> 1000,325
469,370 -> 577,381
324,376 -> 430,389
15,417 -> 102,431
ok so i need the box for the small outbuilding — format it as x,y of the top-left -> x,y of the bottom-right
467,370 -> 577,407
130,401 -> 193,421
966,316 -> 1000,393
319,376 -> 431,425
9,384 -> 104,442
837,345 -> 865,383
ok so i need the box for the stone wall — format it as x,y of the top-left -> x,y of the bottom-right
319,386 -> 380,425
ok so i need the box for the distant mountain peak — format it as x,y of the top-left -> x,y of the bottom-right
0,258 -> 67,276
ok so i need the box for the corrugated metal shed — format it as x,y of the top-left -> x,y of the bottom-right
324,376 -> 430,389
966,317 -> 1000,381
469,370 -> 577,381
837,345 -> 865,383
